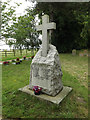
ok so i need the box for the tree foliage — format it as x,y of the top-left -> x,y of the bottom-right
10,9 -> 41,49
1,0 -> 20,42
1,1 -> 41,50
36,2 -> 89,52
1,1 -> 89,52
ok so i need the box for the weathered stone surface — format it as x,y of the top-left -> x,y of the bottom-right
19,85 -> 72,104
29,44 -> 63,96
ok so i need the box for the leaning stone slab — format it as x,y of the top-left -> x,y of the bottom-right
19,85 -> 72,104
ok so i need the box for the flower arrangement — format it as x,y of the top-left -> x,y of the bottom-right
3,61 -> 9,65
12,59 -> 15,62
20,60 -> 22,62
23,56 -> 26,60
33,86 -> 42,95
16,58 -> 20,64
16,58 -> 19,61
31,56 -> 34,59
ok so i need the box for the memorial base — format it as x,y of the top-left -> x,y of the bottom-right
19,85 -> 72,104
30,45 -> 63,96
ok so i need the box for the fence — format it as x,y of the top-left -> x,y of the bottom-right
0,50 -> 16,57
0,49 -> 39,57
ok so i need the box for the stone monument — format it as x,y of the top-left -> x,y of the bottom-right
19,14 -> 72,104
29,15 -> 63,96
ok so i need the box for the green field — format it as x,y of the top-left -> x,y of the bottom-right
2,53 -> 88,118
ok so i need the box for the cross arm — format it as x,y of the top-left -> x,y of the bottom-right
36,25 -> 42,31
47,22 -> 56,30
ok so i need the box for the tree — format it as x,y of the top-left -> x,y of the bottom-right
1,0 -> 21,43
73,3 -> 89,48
9,8 -> 41,54
36,2 -> 89,52
1,0 -> 41,54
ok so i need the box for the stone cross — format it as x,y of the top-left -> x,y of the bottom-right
36,14 -> 56,57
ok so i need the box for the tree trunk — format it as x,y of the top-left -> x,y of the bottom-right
26,49 -> 27,55
20,46 -> 22,56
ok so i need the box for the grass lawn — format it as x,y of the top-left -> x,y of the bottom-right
2,53 -> 88,118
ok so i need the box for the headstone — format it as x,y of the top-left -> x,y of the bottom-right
79,52 -> 84,57
88,52 -> 90,57
83,50 -> 88,56
72,49 -> 76,55
29,15 -> 63,96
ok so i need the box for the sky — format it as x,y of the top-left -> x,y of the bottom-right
0,0 -> 36,50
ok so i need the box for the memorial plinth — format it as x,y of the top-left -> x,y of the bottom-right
29,44 -> 63,96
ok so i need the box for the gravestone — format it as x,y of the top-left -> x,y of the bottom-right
72,49 -> 76,55
88,51 -> 90,57
29,15 -> 63,96
19,14 -> 72,104
83,50 -> 88,56
79,52 -> 84,57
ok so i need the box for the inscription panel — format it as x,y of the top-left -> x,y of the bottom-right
32,66 -> 50,89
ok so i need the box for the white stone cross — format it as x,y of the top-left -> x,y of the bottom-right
36,14 -> 56,57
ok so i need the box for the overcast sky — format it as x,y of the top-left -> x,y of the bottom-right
0,0 -> 36,50
9,0 -> 36,16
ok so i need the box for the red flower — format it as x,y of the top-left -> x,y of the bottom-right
23,56 -> 26,60
33,86 -> 42,93
31,56 -> 34,59
23,56 -> 26,58
3,61 -> 9,65
16,58 -> 19,61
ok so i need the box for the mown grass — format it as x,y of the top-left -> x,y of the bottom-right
2,53 -> 88,118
